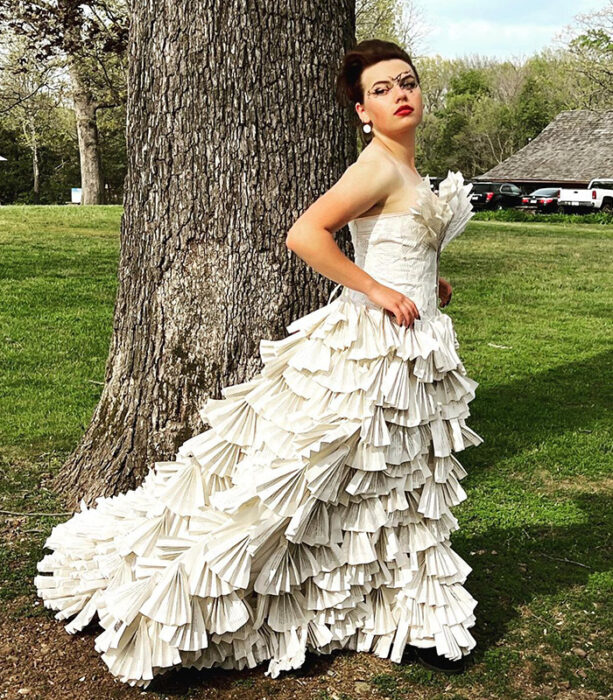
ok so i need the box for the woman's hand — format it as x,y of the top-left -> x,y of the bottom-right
438,277 -> 453,307
366,282 -> 421,328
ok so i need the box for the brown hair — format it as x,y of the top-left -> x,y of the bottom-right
336,39 -> 421,147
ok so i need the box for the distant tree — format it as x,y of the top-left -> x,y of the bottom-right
449,68 -> 491,98
554,0 -> 613,108
356,0 -> 429,55
488,60 -> 527,106
0,35 -> 66,202
513,75 -> 558,141
469,97 -> 516,170
415,56 -> 462,114
0,0 -> 128,203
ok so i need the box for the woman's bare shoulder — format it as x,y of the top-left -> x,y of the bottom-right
288,149 -> 400,235
353,143 -> 399,173
342,146 -> 402,195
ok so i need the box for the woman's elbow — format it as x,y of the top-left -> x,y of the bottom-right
285,224 -> 304,251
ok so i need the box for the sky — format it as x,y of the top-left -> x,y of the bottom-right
417,0 -> 609,60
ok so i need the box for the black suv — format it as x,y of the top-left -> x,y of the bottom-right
470,181 -> 524,210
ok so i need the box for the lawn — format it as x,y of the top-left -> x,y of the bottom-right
0,205 -> 611,699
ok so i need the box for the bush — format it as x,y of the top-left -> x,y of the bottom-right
472,208 -> 613,225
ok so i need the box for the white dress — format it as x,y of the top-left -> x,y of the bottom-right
34,170 -> 484,688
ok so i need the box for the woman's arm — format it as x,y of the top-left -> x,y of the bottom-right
438,276 -> 453,307
285,159 -> 397,296
286,221 -> 378,297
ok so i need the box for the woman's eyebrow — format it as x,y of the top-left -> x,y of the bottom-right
370,70 -> 415,87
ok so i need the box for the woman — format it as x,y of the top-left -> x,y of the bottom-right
34,39 -> 483,687
286,38 -> 481,674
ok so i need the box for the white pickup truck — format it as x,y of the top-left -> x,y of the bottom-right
558,178 -> 613,214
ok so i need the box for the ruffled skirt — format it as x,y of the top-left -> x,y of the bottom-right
34,288 -> 484,688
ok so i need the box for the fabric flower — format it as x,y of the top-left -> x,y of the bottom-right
409,171 -> 474,252
437,171 -> 475,253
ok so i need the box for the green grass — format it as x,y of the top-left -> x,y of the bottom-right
0,205 -> 121,456
0,204 -> 611,698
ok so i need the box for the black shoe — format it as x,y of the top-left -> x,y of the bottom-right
413,645 -> 468,674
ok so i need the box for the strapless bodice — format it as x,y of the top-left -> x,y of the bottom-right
334,170 -> 475,319
345,211 -> 441,316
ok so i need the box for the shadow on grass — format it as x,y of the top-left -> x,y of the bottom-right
464,347 -> 612,473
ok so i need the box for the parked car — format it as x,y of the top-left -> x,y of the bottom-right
520,187 -> 560,213
469,181 -> 524,210
558,178 -> 613,214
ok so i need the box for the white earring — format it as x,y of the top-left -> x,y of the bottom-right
362,123 -> 372,134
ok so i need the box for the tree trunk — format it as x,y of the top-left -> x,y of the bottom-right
27,118 -> 40,203
52,0 -> 357,510
68,64 -> 104,205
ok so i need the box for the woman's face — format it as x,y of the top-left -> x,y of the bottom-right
357,59 -> 423,136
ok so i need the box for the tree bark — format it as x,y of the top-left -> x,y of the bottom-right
25,117 -> 40,203
52,0 -> 357,510
68,63 -> 104,205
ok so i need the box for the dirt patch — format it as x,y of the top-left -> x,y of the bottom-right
0,596 -> 418,700
527,469 -> 613,495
